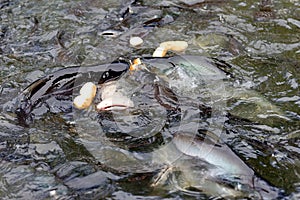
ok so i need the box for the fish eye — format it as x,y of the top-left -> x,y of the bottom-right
102,71 -> 110,79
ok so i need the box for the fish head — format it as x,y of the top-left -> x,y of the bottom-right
96,68 -> 177,112
96,93 -> 134,111
98,60 -> 129,84
97,74 -> 135,111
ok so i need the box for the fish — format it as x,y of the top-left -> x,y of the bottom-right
172,133 -> 254,178
96,70 -> 178,112
15,60 -> 129,125
140,55 -> 289,126
151,133 -> 280,199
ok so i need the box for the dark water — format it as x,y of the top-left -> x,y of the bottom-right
0,0 -> 299,199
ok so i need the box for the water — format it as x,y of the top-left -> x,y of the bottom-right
1,0 -> 299,199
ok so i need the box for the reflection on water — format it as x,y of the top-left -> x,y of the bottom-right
1,0 -> 299,199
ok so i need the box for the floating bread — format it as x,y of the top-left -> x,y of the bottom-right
152,41 -> 188,57
160,41 -> 188,52
130,36 -> 143,47
73,82 -> 97,109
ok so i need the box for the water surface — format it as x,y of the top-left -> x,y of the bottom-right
0,0 -> 299,199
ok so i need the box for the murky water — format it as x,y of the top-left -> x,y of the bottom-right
0,0 -> 299,199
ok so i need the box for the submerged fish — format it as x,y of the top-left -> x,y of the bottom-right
140,55 -> 289,126
150,133 -> 279,199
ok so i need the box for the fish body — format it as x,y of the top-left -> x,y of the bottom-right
172,133 -> 254,178
141,55 -> 287,125
151,133 -> 279,199
16,61 -> 129,124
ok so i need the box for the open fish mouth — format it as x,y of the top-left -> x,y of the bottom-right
96,79 -> 134,111
96,94 -> 134,111
98,104 -> 129,111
